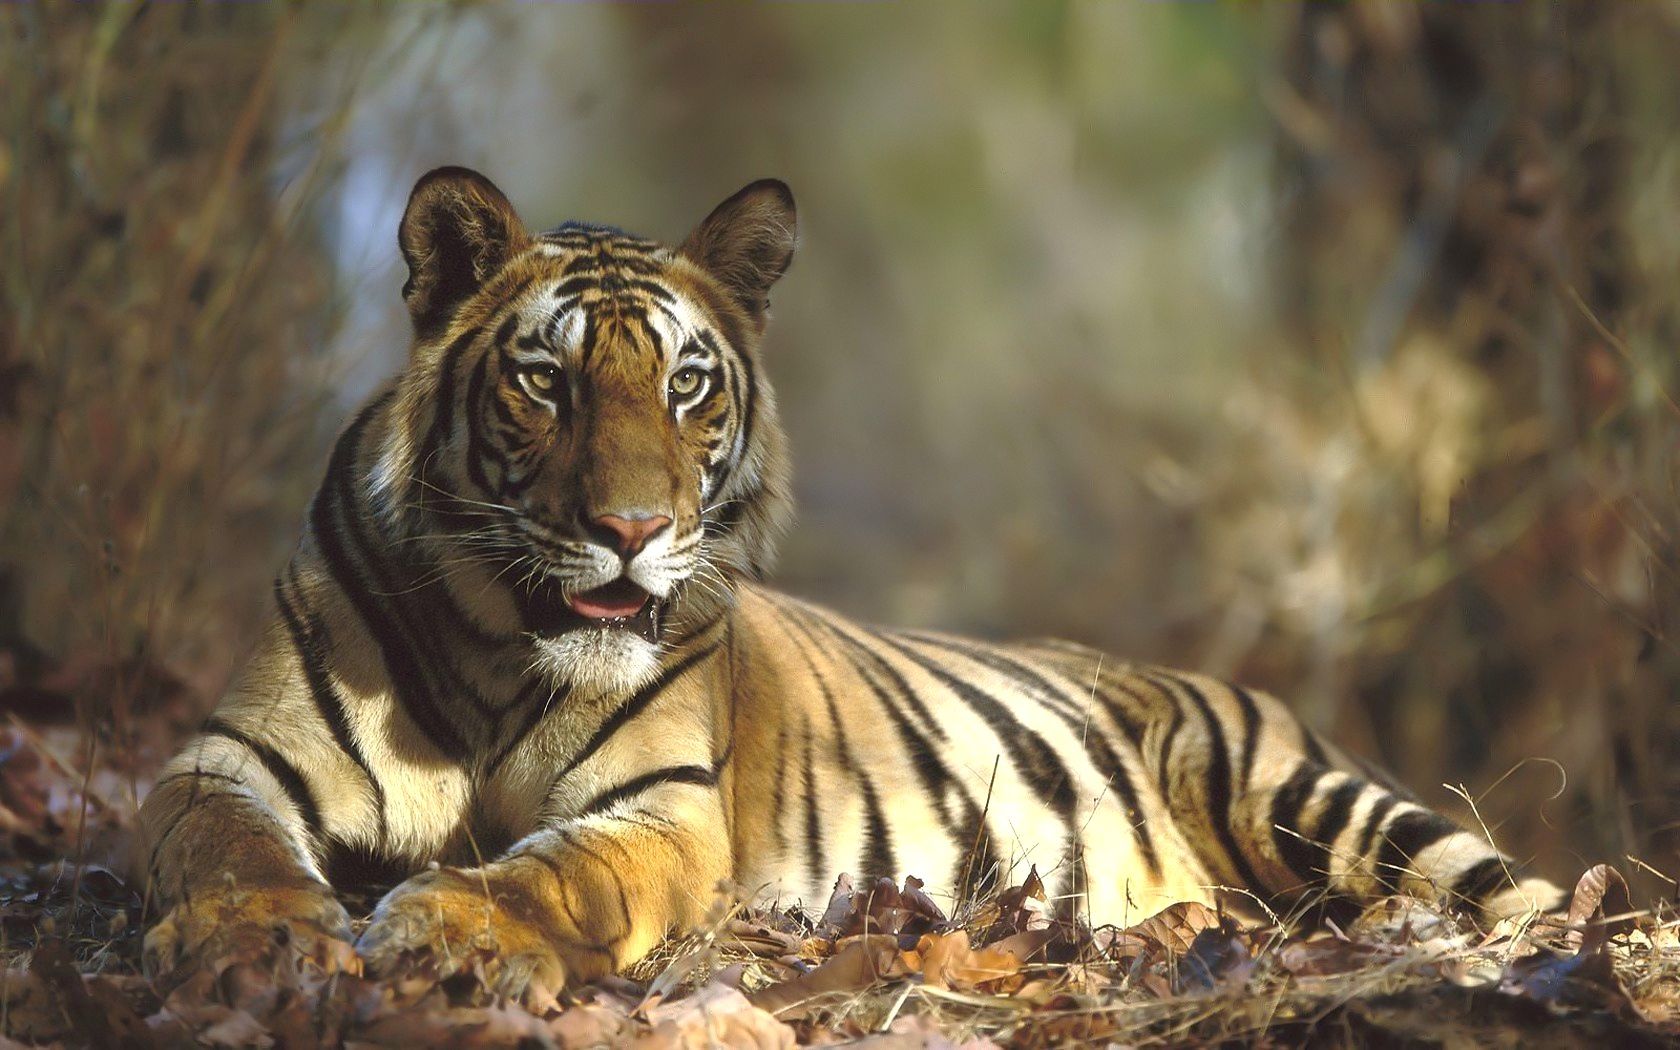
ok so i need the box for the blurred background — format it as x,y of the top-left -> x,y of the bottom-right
4,4 -> 1680,899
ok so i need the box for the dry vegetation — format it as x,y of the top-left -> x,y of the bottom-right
0,732 -> 1676,1048
5,3 -> 1680,1046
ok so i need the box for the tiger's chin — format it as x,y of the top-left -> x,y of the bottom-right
529,628 -> 661,699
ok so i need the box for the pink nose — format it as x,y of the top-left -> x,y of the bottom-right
590,513 -> 672,556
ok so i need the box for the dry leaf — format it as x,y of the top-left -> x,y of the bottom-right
1277,935 -> 1408,977
986,927 -> 1055,965
1124,901 -> 1222,955
725,918 -> 803,958
750,935 -> 903,1020
198,1009 -> 273,1049
995,866 -> 1050,933
637,982 -> 794,1050
899,875 -> 946,926
1566,864 -> 1635,951
818,873 -> 856,933
913,930 -> 1026,993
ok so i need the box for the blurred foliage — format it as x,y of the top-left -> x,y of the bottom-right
0,5 -> 374,705
4,3 -> 1680,897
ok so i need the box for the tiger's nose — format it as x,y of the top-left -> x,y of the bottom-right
587,512 -> 673,557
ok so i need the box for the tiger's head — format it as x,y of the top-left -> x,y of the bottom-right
367,167 -> 795,696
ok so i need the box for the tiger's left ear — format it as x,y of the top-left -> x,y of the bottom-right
679,179 -> 797,319
399,166 -> 530,339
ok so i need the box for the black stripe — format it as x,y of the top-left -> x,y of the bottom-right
202,717 -> 323,837
1355,793 -> 1401,859
773,600 -> 1004,894
551,637 -> 724,784
897,632 -> 1083,721
333,400 -> 506,715
1148,673 -> 1266,891
274,570 -> 388,845
1232,686 -> 1263,791
312,402 -> 470,759
417,325 -> 483,488
781,608 -> 960,823
800,715 -> 826,892
1451,856 -> 1511,907
954,779 -> 1000,904
775,614 -> 895,881
788,604 -> 947,742
484,677 -> 568,776
709,329 -> 755,498
152,769 -> 242,792
1268,764 -> 1324,887
1312,776 -> 1365,863
1085,677 -> 1151,747
1372,809 -> 1458,894
493,313 -> 519,351
897,632 -> 1162,879
872,635 -> 1083,863
577,764 -> 718,818
554,274 -> 600,299
769,714 -> 790,853
1118,674 -> 1184,798
463,355 -> 498,496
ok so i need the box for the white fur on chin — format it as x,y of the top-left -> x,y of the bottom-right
529,627 -> 661,699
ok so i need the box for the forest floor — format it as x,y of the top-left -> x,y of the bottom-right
0,652 -> 1677,1048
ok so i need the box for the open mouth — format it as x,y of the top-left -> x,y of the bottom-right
518,576 -> 662,642
568,578 -> 649,620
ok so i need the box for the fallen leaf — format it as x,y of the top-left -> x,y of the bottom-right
724,918 -> 803,958
818,873 -> 855,934
1277,935 -> 1408,977
30,938 -> 154,1048
1566,864 -> 1635,951
198,1009 -> 273,1049
842,877 -> 909,938
899,875 -> 946,926
638,981 -> 794,1049
995,866 -> 1050,933
548,1002 -> 631,1047
0,968 -> 72,1042
749,935 -> 903,1020
986,927 -> 1055,965
912,930 -> 1025,993
1123,901 -> 1222,956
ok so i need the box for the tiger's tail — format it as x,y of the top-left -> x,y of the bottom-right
1093,665 -> 1569,926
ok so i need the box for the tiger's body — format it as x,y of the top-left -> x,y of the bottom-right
140,169 -> 1563,999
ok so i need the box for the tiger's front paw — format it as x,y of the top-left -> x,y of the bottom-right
356,866 -> 606,1007
143,880 -> 353,984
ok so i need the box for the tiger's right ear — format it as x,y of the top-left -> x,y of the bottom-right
398,167 -> 529,338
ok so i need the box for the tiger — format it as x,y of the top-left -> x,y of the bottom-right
139,167 -> 1566,1002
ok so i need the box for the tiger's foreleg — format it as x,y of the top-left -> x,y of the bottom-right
139,748 -> 350,979
356,784 -> 729,1002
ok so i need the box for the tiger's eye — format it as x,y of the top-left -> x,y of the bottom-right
669,367 -> 706,399
523,364 -> 560,394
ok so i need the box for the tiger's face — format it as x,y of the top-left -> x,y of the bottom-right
371,169 -> 795,696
